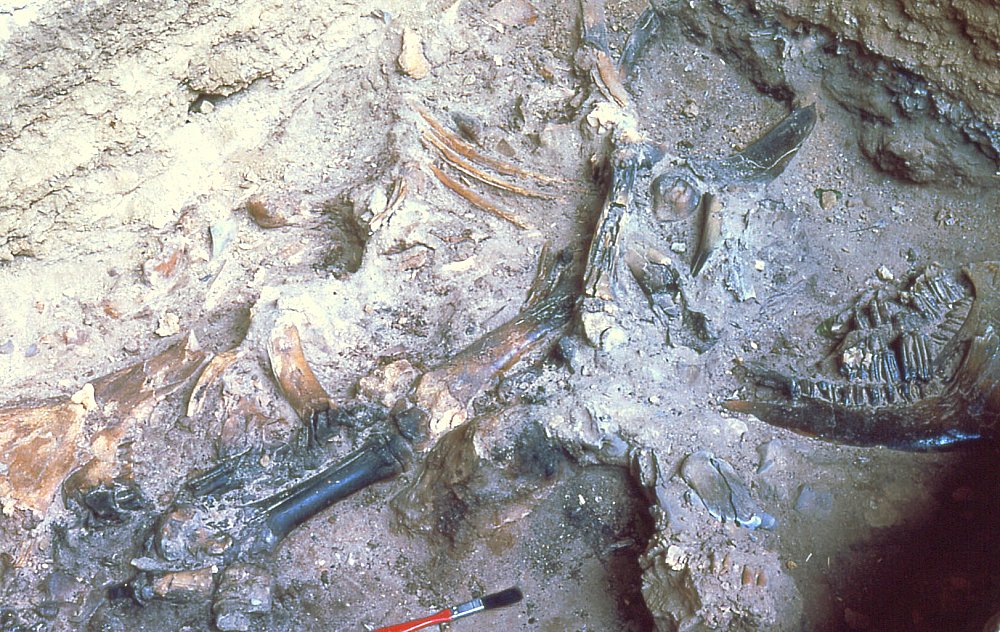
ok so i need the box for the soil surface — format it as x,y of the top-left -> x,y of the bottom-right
1,1 -> 998,631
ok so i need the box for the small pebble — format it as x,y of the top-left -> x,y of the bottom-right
876,265 -> 894,282
155,312 -> 181,337
24,343 -> 39,357
819,189 -> 838,210
670,242 -> 687,254
0,340 -> 13,354
754,259 -> 766,271
70,383 -> 96,411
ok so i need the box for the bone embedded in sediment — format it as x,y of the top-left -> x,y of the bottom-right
0,399 -> 88,516
357,359 -> 420,409
410,371 -> 468,440
266,319 -> 331,422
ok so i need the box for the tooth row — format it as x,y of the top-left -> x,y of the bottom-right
789,378 -> 927,408
931,302 -> 972,349
841,330 -> 935,384
899,332 -> 932,382
906,269 -> 967,319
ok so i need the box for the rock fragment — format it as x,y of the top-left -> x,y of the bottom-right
488,0 -> 539,28
213,564 -> 273,632
155,312 -> 181,337
398,28 -> 430,79
680,450 -> 775,530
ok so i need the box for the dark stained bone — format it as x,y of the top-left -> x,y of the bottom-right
691,105 -> 817,186
578,0 -> 818,298
726,262 -> 1000,450
619,7 -> 661,75
626,246 -> 718,352
651,105 -> 817,277
255,432 -> 412,544
122,245 -> 581,599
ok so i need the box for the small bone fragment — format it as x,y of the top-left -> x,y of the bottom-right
398,28 -> 430,79
368,174 -> 409,233
187,350 -> 239,418
357,359 -> 420,408
156,312 -> 181,337
70,383 -> 96,411
246,196 -> 290,229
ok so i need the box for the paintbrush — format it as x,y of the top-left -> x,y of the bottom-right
374,586 -> 523,632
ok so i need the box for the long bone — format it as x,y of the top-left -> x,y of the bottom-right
122,245 -> 581,602
117,0 -> 816,612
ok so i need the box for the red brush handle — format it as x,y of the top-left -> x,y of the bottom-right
373,608 -> 453,632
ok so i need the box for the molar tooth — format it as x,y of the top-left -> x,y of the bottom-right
929,277 -> 954,304
869,300 -> 883,327
789,379 -> 804,400
867,385 -> 883,407
840,384 -> 854,406
806,381 -> 820,399
916,334 -> 932,381
816,380 -> 833,402
885,383 -> 899,404
854,384 -> 868,406
900,382 -> 914,402
883,350 -> 901,383
900,334 -> 916,382
876,296 -> 891,323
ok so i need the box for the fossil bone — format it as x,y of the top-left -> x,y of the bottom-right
725,262 -> 1000,450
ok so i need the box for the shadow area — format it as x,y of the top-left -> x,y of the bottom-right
817,446 -> 1000,631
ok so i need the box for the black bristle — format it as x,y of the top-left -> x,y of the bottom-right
481,587 -> 523,610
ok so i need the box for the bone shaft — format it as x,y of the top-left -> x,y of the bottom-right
262,433 -> 411,542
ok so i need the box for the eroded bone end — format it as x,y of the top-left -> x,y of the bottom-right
410,372 -> 469,442
651,174 -> 701,221
266,323 -> 332,422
